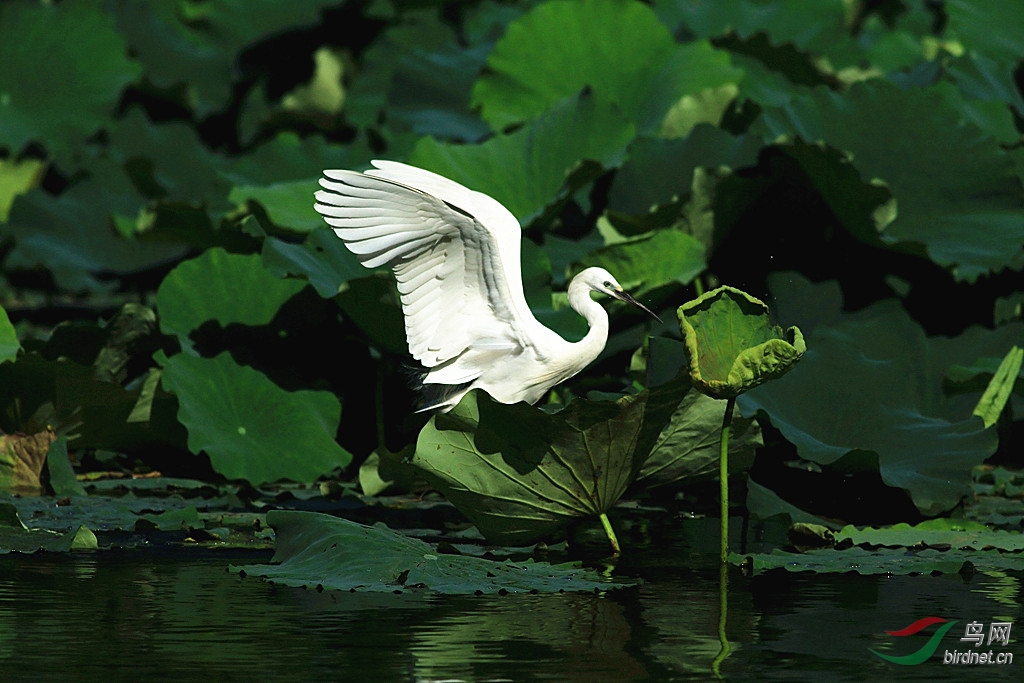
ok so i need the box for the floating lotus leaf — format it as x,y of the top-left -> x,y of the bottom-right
678,286 -> 805,399
233,510 -> 630,594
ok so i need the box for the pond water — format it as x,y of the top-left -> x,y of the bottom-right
1,530 -> 1020,682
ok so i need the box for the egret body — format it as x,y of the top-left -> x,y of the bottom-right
314,161 -> 660,411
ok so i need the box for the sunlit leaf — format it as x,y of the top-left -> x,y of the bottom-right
410,91 -> 635,223
156,248 -> 306,347
233,510 -> 631,594
472,0 -> 676,129
971,346 -> 1023,428
580,229 -> 706,297
230,180 -> 324,233
160,352 -> 351,484
0,430 -> 55,495
0,305 -> 19,364
678,286 -> 805,400
0,157 -> 44,221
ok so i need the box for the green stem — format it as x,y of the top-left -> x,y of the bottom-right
598,512 -> 621,557
719,396 -> 735,565
711,560 -> 731,677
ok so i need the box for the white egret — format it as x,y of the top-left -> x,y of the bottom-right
313,160 -> 661,411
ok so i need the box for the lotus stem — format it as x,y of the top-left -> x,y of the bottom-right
711,560 -> 731,677
599,512 -> 621,556
719,396 -> 735,565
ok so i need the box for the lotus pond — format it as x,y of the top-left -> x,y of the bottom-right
2,502 -> 1021,682
2,0 -> 1023,680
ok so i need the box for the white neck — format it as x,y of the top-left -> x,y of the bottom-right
565,279 -> 610,369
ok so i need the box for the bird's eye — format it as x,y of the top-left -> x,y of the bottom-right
603,281 -> 612,288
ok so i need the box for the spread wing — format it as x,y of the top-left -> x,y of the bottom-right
313,160 -> 538,384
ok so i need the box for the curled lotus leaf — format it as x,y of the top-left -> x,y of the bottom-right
678,286 -> 805,399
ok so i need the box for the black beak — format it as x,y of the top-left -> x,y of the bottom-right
613,289 -> 663,324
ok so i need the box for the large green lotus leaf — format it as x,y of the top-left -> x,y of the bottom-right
678,286 -> 805,400
2,165 -> 186,292
160,352 -> 351,484
579,229 -> 706,298
156,248 -> 306,345
112,0 -> 338,116
0,305 -> 19,364
413,387 -> 686,546
262,230 -> 366,298
739,274 -> 1024,515
636,388 -> 761,490
472,0 -> 676,130
734,546 -> 1023,575
0,0 -> 140,156
233,510 -> 629,594
758,80 -> 1024,282
409,92 -> 635,224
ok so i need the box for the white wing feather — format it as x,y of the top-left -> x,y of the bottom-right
313,161 -> 539,386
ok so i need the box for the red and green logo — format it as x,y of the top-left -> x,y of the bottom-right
869,617 -> 958,665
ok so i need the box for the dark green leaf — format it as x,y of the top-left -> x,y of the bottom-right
233,510 -> 631,594
0,0 -> 141,156
46,437 -> 87,497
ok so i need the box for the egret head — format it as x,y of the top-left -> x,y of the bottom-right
574,267 -> 663,323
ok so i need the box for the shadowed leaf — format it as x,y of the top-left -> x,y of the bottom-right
233,510 -> 631,594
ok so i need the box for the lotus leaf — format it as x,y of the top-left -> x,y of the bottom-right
233,510 -> 630,594
410,91 -> 635,223
156,248 -> 306,347
412,387 -> 685,547
678,286 -> 805,400
160,352 -> 351,484
0,306 -> 18,364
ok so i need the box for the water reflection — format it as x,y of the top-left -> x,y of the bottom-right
0,550 -> 1019,682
